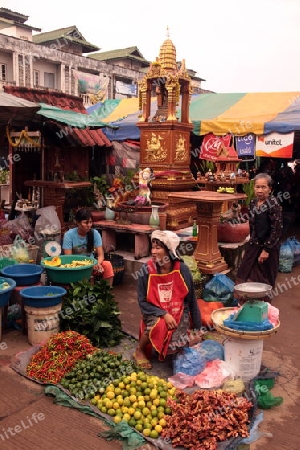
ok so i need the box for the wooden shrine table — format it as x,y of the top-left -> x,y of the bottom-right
168,191 -> 246,274
93,220 -> 157,260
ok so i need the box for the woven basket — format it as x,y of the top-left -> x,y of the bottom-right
211,307 -> 280,340
27,245 -> 39,264
193,280 -> 204,299
193,274 -> 209,299
104,252 -> 125,286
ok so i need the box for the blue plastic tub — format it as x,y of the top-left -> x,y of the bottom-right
1,264 -> 43,286
0,277 -> 16,307
20,285 -> 67,308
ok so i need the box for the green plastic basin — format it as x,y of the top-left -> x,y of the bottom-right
41,255 -> 96,284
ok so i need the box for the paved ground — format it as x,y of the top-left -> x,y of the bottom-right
1,227 -> 300,450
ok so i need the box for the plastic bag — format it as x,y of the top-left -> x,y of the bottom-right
11,236 -> 29,263
0,219 -> 12,245
240,411 -> 273,444
202,273 -> 235,305
279,240 -> 294,273
168,372 -> 196,389
224,313 -> 274,331
254,379 -> 283,409
268,304 -> 279,327
197,299 -> 224,328
35,206 -> 61,236
194,339 -> 224,361
195,360 -> 235,389
173,346 -> 206,376
222,378 -> 245,394
7,213 -> 33,242
285,236 -> 300,266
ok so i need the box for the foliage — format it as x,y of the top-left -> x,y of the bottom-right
0,168 -> 9,184
60,279 -> 124,348
91,175 -> 109,196
196,159 -> 215,176
243,179 -> 255,206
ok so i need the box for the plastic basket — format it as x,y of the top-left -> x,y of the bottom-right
41,255 -> 96,284
104,252 -> 125,286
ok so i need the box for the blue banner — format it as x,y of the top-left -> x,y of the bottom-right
235,134 -> 255,157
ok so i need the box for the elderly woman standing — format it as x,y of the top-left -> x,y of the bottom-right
236,173 -> 283,290
133,230 -> 201,369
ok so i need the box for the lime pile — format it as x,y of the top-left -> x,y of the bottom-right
91,371 -> 176,439
60,349 -> 138,400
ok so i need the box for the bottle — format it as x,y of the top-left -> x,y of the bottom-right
192,219 -> 198,237
149,205 -> 160,228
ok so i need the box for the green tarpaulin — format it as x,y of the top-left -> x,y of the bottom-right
36,103 -> 111,128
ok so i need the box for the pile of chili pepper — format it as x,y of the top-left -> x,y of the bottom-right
161,389 -> 252,450
26,331 -> 97,384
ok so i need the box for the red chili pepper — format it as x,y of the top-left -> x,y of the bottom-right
26,331 -> 96,384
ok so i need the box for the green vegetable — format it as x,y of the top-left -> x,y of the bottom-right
60,279 -> 124,348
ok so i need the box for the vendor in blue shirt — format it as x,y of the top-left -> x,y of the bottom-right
62,208 -> 114,286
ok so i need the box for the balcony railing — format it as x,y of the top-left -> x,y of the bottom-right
0,80 -> 16,90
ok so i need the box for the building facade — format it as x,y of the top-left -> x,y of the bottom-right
0,8 -> 207,108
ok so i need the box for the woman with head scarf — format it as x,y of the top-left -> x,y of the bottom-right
133,230 -> 202,369
62,208 -> 114,286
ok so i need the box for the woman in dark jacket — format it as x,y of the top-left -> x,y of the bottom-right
236,173 -> 283,289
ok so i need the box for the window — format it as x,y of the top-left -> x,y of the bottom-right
33,70 -> 40,86
44,72 -> 55,89
0,64 -> 6,81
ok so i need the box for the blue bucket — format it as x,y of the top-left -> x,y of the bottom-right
1,264 -> 43,286
20,285 -> 67,308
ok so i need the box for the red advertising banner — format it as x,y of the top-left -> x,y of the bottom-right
200,133 -> 232,160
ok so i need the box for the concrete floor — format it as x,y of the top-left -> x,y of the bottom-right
1,226 -> 300,450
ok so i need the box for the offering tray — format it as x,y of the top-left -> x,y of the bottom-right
234,282 -> 272,299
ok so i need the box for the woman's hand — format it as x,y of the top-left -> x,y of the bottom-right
258,249 -> 269,264
94,258 -> 104,273
163,313 -> 177,329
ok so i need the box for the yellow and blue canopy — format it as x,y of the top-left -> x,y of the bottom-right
87,92 -> 300,140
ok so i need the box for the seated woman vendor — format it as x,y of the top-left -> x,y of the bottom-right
133,230 -> 202,369
62,208 -> 114,286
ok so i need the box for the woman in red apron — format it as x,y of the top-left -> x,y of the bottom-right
133,230 -> 201,369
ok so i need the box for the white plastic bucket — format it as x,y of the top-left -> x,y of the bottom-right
224,337 -> 264,381
25,304 -> 61,346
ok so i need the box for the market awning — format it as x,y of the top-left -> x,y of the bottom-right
89,92 -> 300,140
187,92 -> 300,136
36,103 -> 111,128
0,91 -> 40,125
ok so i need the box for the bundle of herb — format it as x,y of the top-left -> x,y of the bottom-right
60,279 -> 124,348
